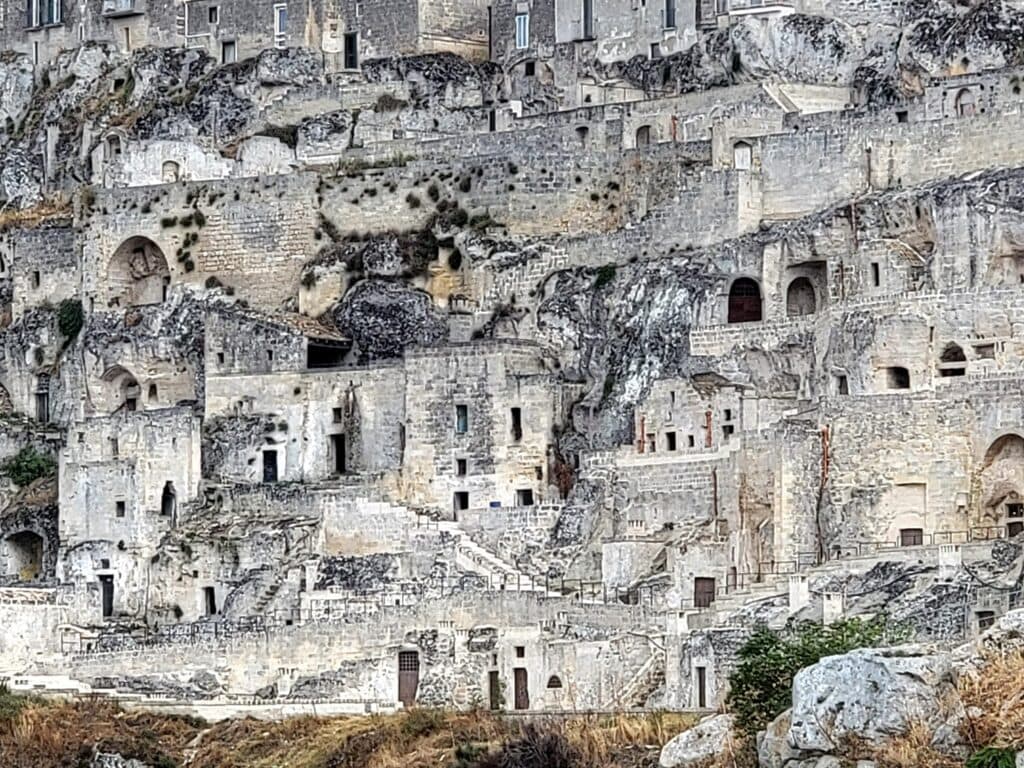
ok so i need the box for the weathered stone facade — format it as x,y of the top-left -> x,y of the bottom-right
1,0 -> 1024,726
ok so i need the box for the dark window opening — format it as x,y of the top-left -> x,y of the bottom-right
511,407 -> 523,442
203,586 -> 217,616
161,481 -> 176,519
837,375 -> 849,395
333,407 -> 343,423
31,270 -> 40,289
331,433 -> 346,475
977,610 -> 996,630
635,125 -> 652,147
886,367 -> 911,390
100,575 -> 114,618
722,424 -> 735,438
488,109 -> 496,132
343,32 -> 359,69
148,383 -> 158,401
900,528 -> 924,547
307,342 -> 348,369
115,501 -> 126,518
938,343 -> 967,377
262,450 -> 278,483
696,665 -> 707,708
582,0 -> 594,38
666,432 -> 677,451
786,277 -> 817,316
688,435 -> 695,447
456,458 -> 468,476
871,262 -> 881,287
455,404 -> 469,434
208,6 -> 219,24
727,278 -> 762,323
546,675 -> 562,689
896,110 -> 908,123
524,60 -> 535,77
516,488 -> 535,507
664,0 -> 676,28
515,646 -> 525,658
454,491 -> 469,512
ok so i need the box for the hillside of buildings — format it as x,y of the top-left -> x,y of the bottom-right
2,0 -> 1024,765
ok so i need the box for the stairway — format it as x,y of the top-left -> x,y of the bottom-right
613,647 -> 666,709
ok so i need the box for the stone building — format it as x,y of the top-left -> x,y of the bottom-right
0,0 -> 1023,720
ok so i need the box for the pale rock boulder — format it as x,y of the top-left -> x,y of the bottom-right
659,713 -> 735,768
1016,751 -> 1024,768
760,646 -> 958,767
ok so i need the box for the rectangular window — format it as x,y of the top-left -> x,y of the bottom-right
115,501 -> 126,518
343,31 -> 358,69
837,375 -> 849,395
262,450 -> 278,483
35,392 -> 48,422
688,435 -> 695,448
515,13 -> 529,49
273,3 -> 287,46
110,437 -> 119,457
515,646 -> 525,658
124,27 -> 131,51
208,6 -> 219,24
511,408 -> 523,442
31,270 -> 40,288
515,488 -> 535,507
899,528 -> 924,547
665,0 -> 676,28
455,404 -> 469,434
871,262 -> 881,287
221,40 -> 236,64
582,0 -> 594,39
454,491 -> 470,512
203,586 -> 218,615
666,431 -> 677,451
488,109 -> 497,132
332,407 -> 343,423
456,458 -> 468,476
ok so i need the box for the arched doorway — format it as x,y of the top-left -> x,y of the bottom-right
107,237 -> 171,308
101,365 -> 142,413
979,434 -> 1024,536
786,277 -> 816,316
162,481 -> 177,525
5,531 -> 43,580
955,89 -> 976,117
635,125 -> 652,147
727,278 -> 762,323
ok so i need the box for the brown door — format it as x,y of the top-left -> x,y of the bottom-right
488,670 -> 500,710
694,577 -> 716,608
398,651 -> 420,707
513,667 -> 529,710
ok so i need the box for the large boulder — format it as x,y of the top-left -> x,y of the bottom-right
659,713 -> 734,768
759,646 -> 959,767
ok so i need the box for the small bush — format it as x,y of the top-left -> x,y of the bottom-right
0,683 -> 33,721
966,747 -> 1018,768
406,193 -> 422,209
427,183 -> 441,202
459,176 -> 472,193
728,617 -> 902,734
400,708 -> 445,738
1,447 -> 56,487
593,264 -> 616,289
160,217 -> 178,228
58,299 -> 83,342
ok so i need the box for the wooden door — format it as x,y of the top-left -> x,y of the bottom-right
398,651 -> 420,707
100,576 -> 114,618
488,670 -> 500,710
513,667 -> 529,710
694,577 -> 716,608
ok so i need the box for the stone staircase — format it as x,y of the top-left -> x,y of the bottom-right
613,647 -> 666,708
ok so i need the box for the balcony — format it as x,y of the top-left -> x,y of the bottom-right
102,0 -> 145,17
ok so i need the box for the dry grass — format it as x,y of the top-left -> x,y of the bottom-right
0,697 -> 698,768
958,650 -> 1024,750
0,696 -> 202,767
0,197 -> 72,232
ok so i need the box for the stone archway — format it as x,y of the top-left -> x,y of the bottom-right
4,530 -> 43,580
727,278 -> 762,323
107,237 -> 170,308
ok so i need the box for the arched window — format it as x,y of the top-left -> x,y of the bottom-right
106,135 -> 123,158
161,161 -> 181,183
4,531 -> 44,580
161,481 -> 177,522
955,89 -> 976,117
938,343 -> 966,377
576,126 -> 589,146
786,277 -> 816,316
635,125 -> 651,147
733,141 -> 752,171
727,278 -> 762,323
546,675 -> 563,689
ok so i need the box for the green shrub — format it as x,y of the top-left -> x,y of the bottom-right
593,264 -> 616,289
0,682 -> 34,720
1,447 -> 56,487
966,747 -> 1018,768
400,707 -> 445,738
57,299 -> 83,342
728,617 -> 903,734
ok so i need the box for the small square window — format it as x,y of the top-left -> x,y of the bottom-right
515,646 -> 525,658
454,491 -> 470,511
896,110 -> 908,123
723,424 -> 735,438
100,559 -> 110,569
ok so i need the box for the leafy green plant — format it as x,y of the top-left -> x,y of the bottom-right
0,682 -> 34,720
57,299 -> 83,343
728,617 -> 904,734
1,447 -> 56,487
966,747 -> 1018,768
593,264 -> 616,289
